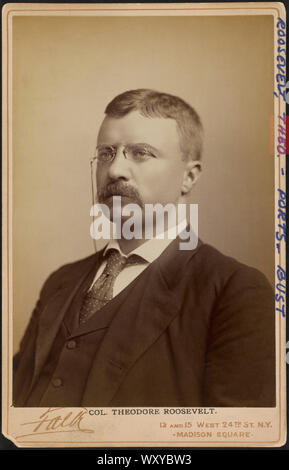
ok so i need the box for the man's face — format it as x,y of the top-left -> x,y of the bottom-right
96,110 -> 188,215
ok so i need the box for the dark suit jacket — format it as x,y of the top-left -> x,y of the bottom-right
13,238 -> 275,407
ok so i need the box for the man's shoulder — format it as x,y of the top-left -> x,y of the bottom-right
39,251 -> 102,298
54,251 -> 99,274
195,242 -> 249,272
186,240 -> 272,291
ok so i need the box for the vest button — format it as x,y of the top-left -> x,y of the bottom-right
52,377 -> 62,388
67,340 -> 77,349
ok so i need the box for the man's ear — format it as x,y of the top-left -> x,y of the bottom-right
181,160 -> 202,195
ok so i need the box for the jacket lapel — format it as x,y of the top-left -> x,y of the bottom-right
30,252 -> 102,389
82,236 -> 203,406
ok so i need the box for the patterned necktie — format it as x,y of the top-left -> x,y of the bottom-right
79,249 -> 142,324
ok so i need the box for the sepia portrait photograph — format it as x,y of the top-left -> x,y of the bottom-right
2,2 -> 286,448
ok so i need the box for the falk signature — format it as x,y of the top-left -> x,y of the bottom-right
16,407 -> 94,439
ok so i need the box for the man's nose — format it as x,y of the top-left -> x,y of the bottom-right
107,146 -> 131,180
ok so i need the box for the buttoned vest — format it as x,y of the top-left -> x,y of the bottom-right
25,261 -> 138,406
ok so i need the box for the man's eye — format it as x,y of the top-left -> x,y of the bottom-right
98,149 -> 114,161
131,148 -> 155,160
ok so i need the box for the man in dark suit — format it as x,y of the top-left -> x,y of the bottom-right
13,89 -> 275,407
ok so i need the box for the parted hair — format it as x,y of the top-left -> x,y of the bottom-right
105,89 -> 203,161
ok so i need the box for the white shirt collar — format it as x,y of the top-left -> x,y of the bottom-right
103,218 -> 187,264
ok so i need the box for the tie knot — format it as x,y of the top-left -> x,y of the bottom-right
79,248 -> 147,324
104,249 -> 146,277
104,249 -> 127,277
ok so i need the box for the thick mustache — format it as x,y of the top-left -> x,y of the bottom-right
98,182 -> 143,205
